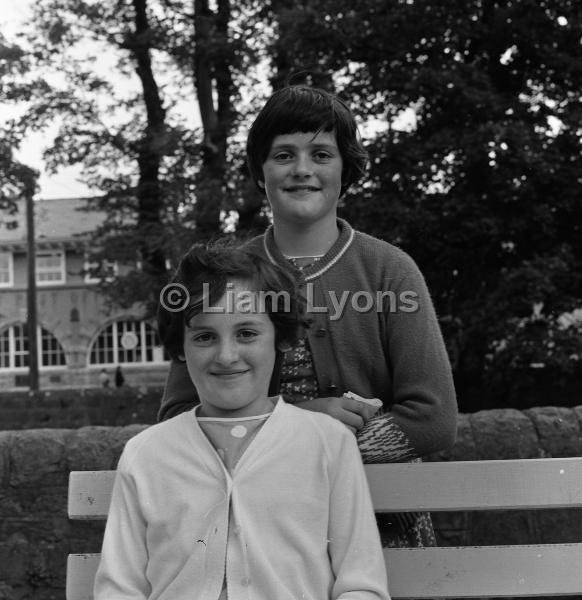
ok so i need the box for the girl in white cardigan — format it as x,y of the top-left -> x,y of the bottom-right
94,244 -> 390,600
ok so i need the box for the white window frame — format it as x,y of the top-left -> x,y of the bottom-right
89,320 -> 168,367
39,325 -> 68,367
0,324 -> 66,371
0,326 -> 15,369
84,258 -> 119,284
36,249 -> 66,286
0,252 -> 14,288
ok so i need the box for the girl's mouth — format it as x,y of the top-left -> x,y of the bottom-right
284,185 -> 321,192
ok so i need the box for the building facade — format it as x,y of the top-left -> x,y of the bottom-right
0,198 -> 170,390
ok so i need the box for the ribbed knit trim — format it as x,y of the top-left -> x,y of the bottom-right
194,397 -> 280,421
263,219 -> 355,281
197,413 -> 272,423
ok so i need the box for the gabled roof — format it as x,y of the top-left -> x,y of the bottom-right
0,197 -> 107,248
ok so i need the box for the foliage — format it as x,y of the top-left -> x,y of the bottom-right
0,34 -> 38,214
264,0 -> 582,410
484,306 -> 582,409
4,0 -> 582,409
4,0 -> 269,313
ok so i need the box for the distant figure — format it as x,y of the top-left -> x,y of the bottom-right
99,368 -> 110,388
115,366 -> 125,388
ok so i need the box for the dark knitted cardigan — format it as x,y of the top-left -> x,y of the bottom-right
159,219 -> 457,459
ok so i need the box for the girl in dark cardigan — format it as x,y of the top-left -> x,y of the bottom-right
159,85 -> 458,547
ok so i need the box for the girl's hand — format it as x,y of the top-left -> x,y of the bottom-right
297,395 -> 381,434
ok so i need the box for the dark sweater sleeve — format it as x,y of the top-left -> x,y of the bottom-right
158,360 -> 198,421
381,260 -> 458,456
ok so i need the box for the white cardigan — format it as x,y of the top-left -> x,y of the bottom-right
94,398 -> 390,600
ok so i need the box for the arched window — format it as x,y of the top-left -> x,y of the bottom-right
0,324 -> 66,369
89,320 -> 166,366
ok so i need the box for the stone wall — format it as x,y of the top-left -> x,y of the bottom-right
431,406 -> 582,548
0,387 -> 163,431
1,407 -> 582,599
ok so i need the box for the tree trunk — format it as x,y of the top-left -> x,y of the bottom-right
192,0 -> 233,238
126,0 -> 167,280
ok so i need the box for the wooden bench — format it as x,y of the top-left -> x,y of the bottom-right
67,457 -> 582,599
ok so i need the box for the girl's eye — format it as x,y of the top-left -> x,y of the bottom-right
192,332 -> 214,344
314,151 -> 332,161
273,151 -> 292,161
238,329 -> 258,341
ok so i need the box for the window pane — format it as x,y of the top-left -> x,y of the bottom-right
0,325 -> 66,369
84,259 -> 118,284
0,252 -> 12,286
90,323 -> 116,365
0,329 -> 10,368
36,251 -> 65,284
118,321 -> 141,364
89,320 -> 165,365
13,324 -> 29,368
40,327 -> 66,367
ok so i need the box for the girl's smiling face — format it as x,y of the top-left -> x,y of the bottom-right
180,280 -> 277,418
260,130 -> 343,228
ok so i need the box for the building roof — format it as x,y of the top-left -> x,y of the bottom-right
0,197 -> 107,249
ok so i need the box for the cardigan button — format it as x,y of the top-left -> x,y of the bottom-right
315,328 -> 327,337
241,577 -> 251,587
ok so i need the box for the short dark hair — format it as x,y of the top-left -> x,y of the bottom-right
157,242 -> 303,361
246,85 -> 368,197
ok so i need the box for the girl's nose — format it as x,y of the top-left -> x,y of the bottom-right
215,339 -> 239,364
291,154 -> 313,177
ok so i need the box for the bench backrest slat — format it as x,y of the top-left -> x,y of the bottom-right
367,457 -> 582,511
68,457 -> 582,519
67,457 -> 582,599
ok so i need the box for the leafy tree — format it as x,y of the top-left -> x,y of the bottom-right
7,0 -> 268,312
0,34 -> 38,215
6,0 -> 582,409
263,0 -> 582,410
4,0 -> 178,311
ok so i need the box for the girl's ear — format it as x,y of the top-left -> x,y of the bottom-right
258,180 -> 265,189
177,352 -> 186,362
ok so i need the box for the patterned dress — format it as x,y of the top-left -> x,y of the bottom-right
281,256 -> 436,549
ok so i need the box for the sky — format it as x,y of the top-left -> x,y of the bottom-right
2,0 -> 103,199
1,0 -> 405,201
